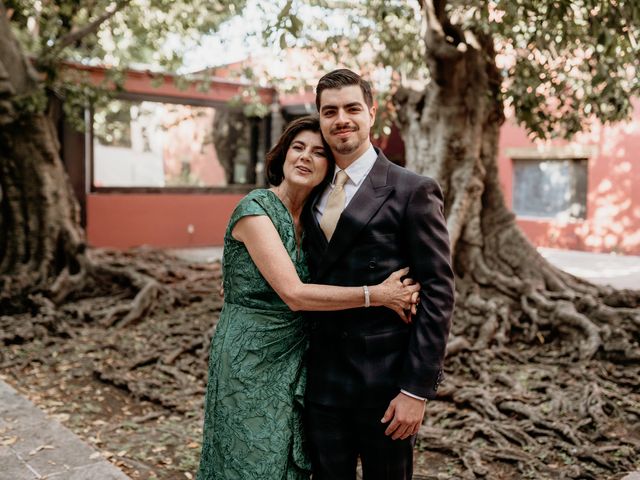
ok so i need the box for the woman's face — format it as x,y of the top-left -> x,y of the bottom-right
282,130 -> 329,190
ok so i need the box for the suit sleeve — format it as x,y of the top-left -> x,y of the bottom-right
399,177 -> 455,399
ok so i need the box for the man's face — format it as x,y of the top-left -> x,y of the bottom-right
318,85 -> 376,164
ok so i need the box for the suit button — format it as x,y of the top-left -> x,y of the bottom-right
368,260 -> 376,269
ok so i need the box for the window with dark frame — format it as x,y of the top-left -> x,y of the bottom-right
512,158 -> 588,220
89,96 -> 267,190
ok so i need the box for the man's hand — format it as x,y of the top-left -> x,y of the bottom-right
381,392 -> 426,440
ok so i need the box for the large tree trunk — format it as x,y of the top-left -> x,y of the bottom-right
0,5 -> 87,312
0,4 -> 158,322
392,2 -> 640,478
211,108 -> 248,185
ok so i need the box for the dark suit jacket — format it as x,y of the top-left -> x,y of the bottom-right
302,150 -> 455,408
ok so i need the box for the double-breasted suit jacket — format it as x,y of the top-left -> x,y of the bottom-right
302,151 -> 455,409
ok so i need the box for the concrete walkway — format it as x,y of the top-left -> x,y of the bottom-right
538,247 -> 640,290
0,380 -> 130,480
168,246 -> 640,291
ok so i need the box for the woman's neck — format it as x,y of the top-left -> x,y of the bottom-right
270,183 -> 310,220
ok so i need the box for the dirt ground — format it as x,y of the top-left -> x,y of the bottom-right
1,248 -> 638,479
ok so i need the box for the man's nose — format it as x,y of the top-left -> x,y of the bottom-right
336,109 -> 348,123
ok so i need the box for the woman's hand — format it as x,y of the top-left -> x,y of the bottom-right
370,267 -> 421,323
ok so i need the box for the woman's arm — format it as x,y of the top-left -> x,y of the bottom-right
233,215 -> 418,321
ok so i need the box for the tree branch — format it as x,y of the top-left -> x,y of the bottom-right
44,0 -> 129,58
433,0 -> 447,24
422,0 -> 461,62
423,0 -> 445,40
0,0 -> 39,97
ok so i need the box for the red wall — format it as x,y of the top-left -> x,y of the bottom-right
82,64 -> 639,255
86,193 -> 246,248
71,62 -> 271,249
62,62 -> 276,105
498,100 -> 640,255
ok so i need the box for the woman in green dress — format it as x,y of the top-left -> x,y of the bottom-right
197,116 -> 419,480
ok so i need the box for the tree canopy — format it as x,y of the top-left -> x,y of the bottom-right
268,0 -> 640,139
2,0 -> 248,118
6,0 -> 245,67
5,0 -> 638,140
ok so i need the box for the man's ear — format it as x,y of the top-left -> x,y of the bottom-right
369,105 -> 377,126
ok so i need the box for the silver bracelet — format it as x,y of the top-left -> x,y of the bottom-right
363,285 -> 370,308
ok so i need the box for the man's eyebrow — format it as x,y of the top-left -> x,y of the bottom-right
320,102 -> 364,111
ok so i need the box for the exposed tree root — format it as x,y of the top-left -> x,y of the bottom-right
1,245 -> 638,478
388,2 -> 640,477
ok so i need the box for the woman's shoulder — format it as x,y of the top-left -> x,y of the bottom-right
236,188 -> 270,205
239,188 -> 276,204
246,188 -> 272,197
231,189 -> 278,219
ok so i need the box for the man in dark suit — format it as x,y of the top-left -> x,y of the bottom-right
303,69 -> 455,479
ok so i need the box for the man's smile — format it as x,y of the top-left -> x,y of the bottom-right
332,127 -> 357,138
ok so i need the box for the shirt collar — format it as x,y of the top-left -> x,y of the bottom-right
332,144 -> 377,186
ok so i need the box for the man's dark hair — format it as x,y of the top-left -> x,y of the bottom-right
265,115 -> 334,186
315,69 -> 374,111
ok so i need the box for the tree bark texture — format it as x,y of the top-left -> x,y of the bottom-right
0,4 -> 157,317
392,2 -> 640,477
211,108 -> 250,185
0,5 -> 87,311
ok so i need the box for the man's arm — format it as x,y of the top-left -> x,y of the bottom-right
400,177 -> 455,397
382,176 -> 455,440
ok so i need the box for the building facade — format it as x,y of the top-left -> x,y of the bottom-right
63,64 -> 640,254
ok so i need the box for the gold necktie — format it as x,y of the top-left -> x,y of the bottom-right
320,170 -> 350,241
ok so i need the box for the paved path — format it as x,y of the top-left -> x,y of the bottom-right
538,247 -> 640,290
0,380 -> 130,480
168,246 -> 640,291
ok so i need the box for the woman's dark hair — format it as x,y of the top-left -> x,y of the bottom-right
265,115 -> 334,186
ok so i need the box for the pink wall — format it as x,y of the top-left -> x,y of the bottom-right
498,100 -> 640,255
86,193 -> 246,248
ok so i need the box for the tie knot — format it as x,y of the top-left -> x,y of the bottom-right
334,170 -> 349,188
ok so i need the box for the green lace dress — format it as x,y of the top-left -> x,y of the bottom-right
197,189 -> 311,480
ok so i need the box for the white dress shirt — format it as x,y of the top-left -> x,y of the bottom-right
314,144 -> 378,222
313,144 -> 427,402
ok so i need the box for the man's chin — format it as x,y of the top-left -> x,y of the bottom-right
334,142 -> 357,155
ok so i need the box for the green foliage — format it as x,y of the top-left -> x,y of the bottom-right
11,89 -> 48,117
228,86 -> 271,118
266,0 -> 640,139
5,0 -> 247,119
7,0 -> 246,70
6,0 -> 639,140
465,0 -> 640,138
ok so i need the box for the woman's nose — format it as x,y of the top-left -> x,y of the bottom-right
299,148 -> 312,160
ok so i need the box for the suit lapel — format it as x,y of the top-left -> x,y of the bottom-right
316,153 -> 394,279
303,188 -> 328,253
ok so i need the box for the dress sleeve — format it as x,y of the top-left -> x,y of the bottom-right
226,192 -> 270,237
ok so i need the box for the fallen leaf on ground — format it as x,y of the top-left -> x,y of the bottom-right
1,436 -> 18,446
29,444 -> 55,455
